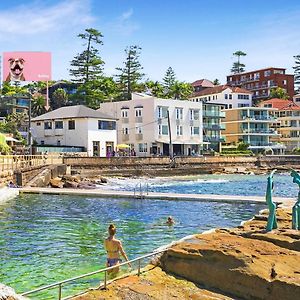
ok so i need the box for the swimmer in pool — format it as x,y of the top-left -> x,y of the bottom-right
166,216 -> 175,225
104,224 -> 131,274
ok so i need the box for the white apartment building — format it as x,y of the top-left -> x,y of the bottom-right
99,93 -> 203,156
189,85 -> 252,108
31,105 -> 117,157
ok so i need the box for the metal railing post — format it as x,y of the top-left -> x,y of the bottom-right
104,270 -> 107,289
138,259 -> 141,276
58,283 -> 62,300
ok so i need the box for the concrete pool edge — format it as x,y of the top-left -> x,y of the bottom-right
19,187 -> 295,205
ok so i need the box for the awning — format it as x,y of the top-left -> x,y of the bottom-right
5,136 -> 21,143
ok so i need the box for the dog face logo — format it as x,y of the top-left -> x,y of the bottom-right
6,58 -> 26,81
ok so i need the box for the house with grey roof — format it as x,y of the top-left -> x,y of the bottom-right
31,105 -> 117,156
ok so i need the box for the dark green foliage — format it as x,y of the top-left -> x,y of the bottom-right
163,67 -> 176,97
231,51 -> 247,74
115,45 -> 145,100
70,28 -> 104,83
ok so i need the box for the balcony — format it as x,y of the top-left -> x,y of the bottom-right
203,111 -> 225,118
242,129 -> 278,134
203,136 -> 225,143
241,115 -> 276,121
203,123 -> 225,130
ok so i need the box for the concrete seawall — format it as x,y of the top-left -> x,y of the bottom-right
63,155 -> 300,176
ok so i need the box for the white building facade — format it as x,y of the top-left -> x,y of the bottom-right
31,105 -> 117,157
99,93 -> 204,156
189,85 -> 252,109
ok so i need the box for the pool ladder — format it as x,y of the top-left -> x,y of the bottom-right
134,182 -> 149,199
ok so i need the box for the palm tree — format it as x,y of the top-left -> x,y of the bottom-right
31,95 -> 47,117
51,88 -> 69,109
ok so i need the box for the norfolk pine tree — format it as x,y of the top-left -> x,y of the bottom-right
231,51 -> 247,74
115,45 -> 145,100
162,67 -> 176,98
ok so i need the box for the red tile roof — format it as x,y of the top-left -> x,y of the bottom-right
190,85 -> 252,97
259,98 -> 300,110
191,79 -> 214,88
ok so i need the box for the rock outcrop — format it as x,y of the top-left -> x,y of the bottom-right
0,283 -> 27,300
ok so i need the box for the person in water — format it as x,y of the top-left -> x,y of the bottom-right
104,224 -> 131,274
166,216 -> 175,225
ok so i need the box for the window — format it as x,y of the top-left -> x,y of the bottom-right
225,94 -> 228,99
228,104 -> 233,109
135,126 -> 142,134
190,126 -> 199,135
283,80 -> 287,85
44,121 -> 52,130
175,108 -> 183,119
98,120 -> 116,130
68,120 -> 75,130
37,122 -> 41,126
57,140 -> 61,146
190,109 -> 199,120
264,70 -> 271,77
55,121 -> 63,129
229,94 -> 232,99
41,140 -> 44,145
122,110 -> 128,118
135,109 -> 142,117
238,103 -> 250,108
176,125 -> 183,136
122,127 -> 129,135
161,125 -> 168,135
138,143 -> 147,152
158,106 -> 168,118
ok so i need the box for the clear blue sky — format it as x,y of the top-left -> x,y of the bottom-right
1,0 -> 299,83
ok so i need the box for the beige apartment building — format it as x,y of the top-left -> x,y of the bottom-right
259,98 -> 300,151
222,107 -> 285,153
99,93 -> 204,156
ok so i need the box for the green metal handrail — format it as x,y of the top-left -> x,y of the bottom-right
21,249 -> 167,300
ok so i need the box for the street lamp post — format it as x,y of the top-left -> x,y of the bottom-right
28,93 -> 32,155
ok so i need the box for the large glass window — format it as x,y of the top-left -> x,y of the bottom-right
175,108 -> 183,120
68,120 -> 75,130
98,120 -> 116,130
138,143 -> 147,152
157,106 -> 168,118
44,121 -> 52,130
55,121 -> 63,129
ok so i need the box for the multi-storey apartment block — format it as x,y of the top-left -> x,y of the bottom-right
222,107 -> 285,154
100,93 -> 204,156
227,67 -> 294,101
259,98 -> 300,151
203,103 -> 225,152
189,85 -> 252,109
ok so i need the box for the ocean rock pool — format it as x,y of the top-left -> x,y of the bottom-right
1,192 -> 265,299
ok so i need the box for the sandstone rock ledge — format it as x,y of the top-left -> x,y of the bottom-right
72,208 -> 300,300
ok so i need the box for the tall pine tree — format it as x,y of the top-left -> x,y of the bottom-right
162,67 -> 176,98
70,28 -> 104,83
293,55 -> 300,93
231,51 -> 247,74
115,45 -> 144,100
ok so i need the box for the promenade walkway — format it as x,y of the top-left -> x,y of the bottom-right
20,187 -> 294,206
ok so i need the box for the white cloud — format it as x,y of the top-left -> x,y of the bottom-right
0,0 -> 94,37
109,8 -> 139,36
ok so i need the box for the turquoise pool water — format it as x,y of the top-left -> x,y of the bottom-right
1,191 -> 264,299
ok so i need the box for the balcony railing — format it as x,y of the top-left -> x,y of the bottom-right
203,111 -> 225,118
242,129 -> 278,134
204,136 -> 225,142
241,115 -> 276,121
